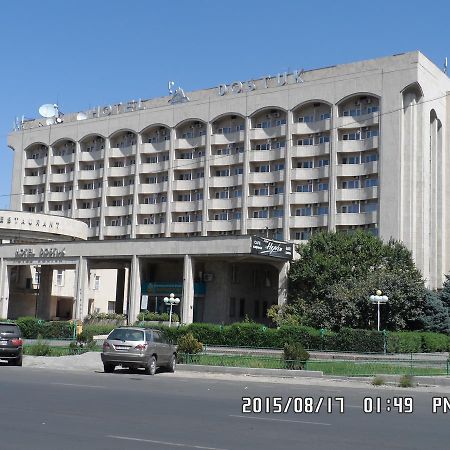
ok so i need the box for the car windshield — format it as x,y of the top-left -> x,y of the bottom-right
108,329 -> 144,342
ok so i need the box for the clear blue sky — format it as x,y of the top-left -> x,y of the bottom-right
1,0 -> 449,210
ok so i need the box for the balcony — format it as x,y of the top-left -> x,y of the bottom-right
171,222 -> 202,234
290,191 -> 328,204
247,171 -> 284,184
249,125 -> 286,140
210,130 -> 245,145
106,185 -> 134,196
291,143 -> 330,158
337,137 -> 379,153
209,153 -> 244,166
48,173 -> 74,183
289,215 -> 328,228
139,161 -> 170,173
209,174 -> 243,188
104,205 -> 134,216
336,112 -> 379,129
135,223 -> 166,235
103,225 -> 132,237
51,154 -> 75,165
247,217 -> 283,230
335,211 -> 377,226
47,191 -> 72,202
173,158 -> 204,170
248,149 -> 284,162
336,186 -> 378,202
79,150 -> 104,162
136,203 -> 166,215
141,141 -> 171,153
291,119 -> 331,134
207,219 -> 241,233
175,135 -> 206,149
75,207 -> 101,219
291,166 -> 329,180
172,178 -> 204,191
171,200 -> 203,213
77,188 -> 102,200
78,169 -> 103,181
107,166 -> 135,177
207,197 -> 242,210
24,174 -> 46,185
108,145 -> 137,158
22,193 -> 45,203
247,195 -> 284,208
336,161 -> 378,177
25,158 -> 47,169
138,182 -> 168,194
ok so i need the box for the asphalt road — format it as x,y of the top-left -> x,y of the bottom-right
0,366 -> 449,450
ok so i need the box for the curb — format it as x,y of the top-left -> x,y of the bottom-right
177,364 -> 323,378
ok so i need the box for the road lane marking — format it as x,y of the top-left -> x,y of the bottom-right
107,435 -> 229,450
52,383 -> 108,389
229,414 -> 331,426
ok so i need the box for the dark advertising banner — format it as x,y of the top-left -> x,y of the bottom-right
251,236 -> 294,260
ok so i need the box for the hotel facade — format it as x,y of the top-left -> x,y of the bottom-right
2,51 -> 450,323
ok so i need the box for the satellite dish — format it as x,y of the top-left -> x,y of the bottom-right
45,118 -> 54,126
39,104 -> 58,118
55,117 -> 63,124
76,112 -> 88,121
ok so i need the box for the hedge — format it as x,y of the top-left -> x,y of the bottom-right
10,317 -> 450,353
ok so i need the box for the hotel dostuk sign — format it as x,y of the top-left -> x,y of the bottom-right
15,248 -> 66,258
251,237 -> 293,260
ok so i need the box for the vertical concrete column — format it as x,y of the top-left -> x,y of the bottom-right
71,141 -> 81,217
202,122 -> 212,236
283,110 -> 293,240
74,257 -> 89,320
115,268 -> 126,314
182,255 -> 194,324
328,105 -> 338,231
241,116 -> 251,234
128,255 -> 141,325
43,145 -> 52,214
99,137 -> 110,240
0,260 -> 10,319
37,265 -> 53,320
131,133 -> 141,239
277,262 -> 289,306
165,128 -> 176,237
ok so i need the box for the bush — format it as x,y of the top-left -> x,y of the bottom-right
40,321 -> 74,339
137,311 -> 180,323
283,343 -> 310,369
83,312 -> 126,325
82,323 -> 116,338
334,328 -> 385,353
372,376 -> 386,386
177,332 -> 203,354
16,317 -> 42,338
421,332 -> 450,352
398,374 -> 415,388
26,336 -> 51,356
387,332 -> 422,353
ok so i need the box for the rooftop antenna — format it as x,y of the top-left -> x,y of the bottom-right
444,57 -> 448,75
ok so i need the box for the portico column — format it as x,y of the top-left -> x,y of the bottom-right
128,255 -> 141,325
0,260 -> 10,319
74,257 -> 89,320
37,265 -> 53,320
277,262 -> 289,306
182,255 -> 194,324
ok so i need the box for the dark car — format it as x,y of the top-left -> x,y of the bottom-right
0,322 -> 23,366
101,327 -> 177,375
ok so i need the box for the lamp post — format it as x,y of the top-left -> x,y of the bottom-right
163,293 -> 180,327
369,290 -> 388,331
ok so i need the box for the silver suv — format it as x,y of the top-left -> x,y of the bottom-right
101,327 -> 177,375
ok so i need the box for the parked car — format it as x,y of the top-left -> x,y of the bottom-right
101,327 -> 177,375
0,322 -> 23,366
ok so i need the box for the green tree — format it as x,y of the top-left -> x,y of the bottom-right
287,231 -> 427,331
420,290 -> 449,333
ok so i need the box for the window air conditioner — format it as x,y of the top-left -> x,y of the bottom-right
273,112 -> 280,118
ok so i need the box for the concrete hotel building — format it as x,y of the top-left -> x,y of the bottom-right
3,51 -> 450,323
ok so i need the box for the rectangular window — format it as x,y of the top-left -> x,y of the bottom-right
239,298 -> 245,318
342,180 -> 360,189
56,270 -> 64,287
295,230 -> 310,240
94,276 -> 100,290
298,115 -> 314,123
229,297 -> 236,317
297,184 -> 313,193
298,160 -> 313,169
318,182 -> 329,191
297,138 -> 313,146
108,301 -> 115,313
296,207 -> 312,216
364,178 -> 379,188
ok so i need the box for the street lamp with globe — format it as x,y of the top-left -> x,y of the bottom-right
163,293 -> 180,327
369,290 -> 388,332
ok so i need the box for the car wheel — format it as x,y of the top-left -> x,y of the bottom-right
167,354 -> 176,373
144,356 -> 157,375
104,363 -> 115,373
